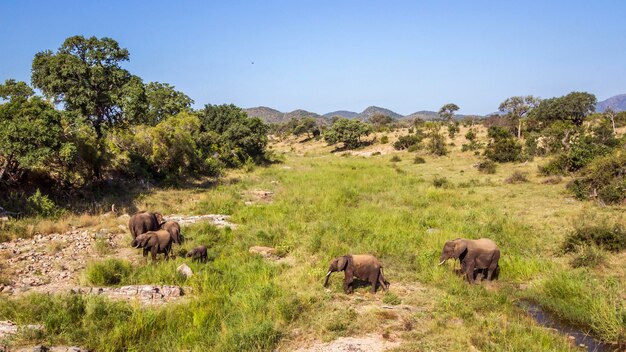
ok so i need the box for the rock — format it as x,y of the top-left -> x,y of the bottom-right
118,214 -> 131,221
249,246 -> 278,258
426,228 -> 439,234
177,264 -> 193,278
32,346 -> 50,352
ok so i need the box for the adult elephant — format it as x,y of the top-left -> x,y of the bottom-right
128,211 -> 164,239
131,230 -> 173,261
439,238 -> 500,284
324,254 -> 389,294
162,221 -> 182,244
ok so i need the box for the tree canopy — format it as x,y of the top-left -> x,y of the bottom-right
324,118 -> 372,149
530,92 -> 596,127
144,82 -> 194,125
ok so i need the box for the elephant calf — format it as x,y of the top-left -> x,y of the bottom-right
131,230 -> 173,261
324,254 -> 389,294
186,245 -> 208,263
439,238 -> 500,284
162,221 -> 183,244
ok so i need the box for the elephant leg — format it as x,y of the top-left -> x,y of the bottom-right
487,262 -> 498,281
369,272 -> 378,294
377,271 -> 388,292
151,246 -> 157,262
343,275 -> 353,294
464,261 -> 476,284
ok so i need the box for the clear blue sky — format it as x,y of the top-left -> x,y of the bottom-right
1,1 -> 625,115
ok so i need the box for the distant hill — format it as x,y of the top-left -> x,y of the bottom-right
356,106 -> 403,121
322,110 -> 359,119
403,110 -> 439,120
284,109 -> 320,120
596,94 -> 626,112
243,106 -> 284,123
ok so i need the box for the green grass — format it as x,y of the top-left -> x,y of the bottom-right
1,147 -> 625,350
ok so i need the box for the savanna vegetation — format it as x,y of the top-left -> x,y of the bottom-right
1,35 -> 625,351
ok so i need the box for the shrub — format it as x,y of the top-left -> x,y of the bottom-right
447,122 -> 460,138
570,245 -> 607,268
539,136 -> 612,175
393,134 -> 423,150
84,259 -> 132,286
477,160 -> 496,174
563,222 -> 626,253
542,176 -> 562,184
505,171 -> 528,184
390,155 -> 401,162
427,131 -> 447,156
382,292 -> 401,305
432,177 -> 451,188
27,189 -> 59,218
566,150 -> 626,204
380,135 -> 389,144
485,138 -> 523,162
324,118 -> 372,149
413,156 -> 426,164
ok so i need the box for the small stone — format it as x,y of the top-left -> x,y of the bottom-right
426,228 -> 439,234
177,264 -> 193,278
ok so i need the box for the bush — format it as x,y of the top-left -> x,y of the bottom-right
566,150 -> 626,204
84,259 -> 132,286
570,245 -> 607,268
390,155 -> 401,162
413,156 -> 426,164
477,160 -> 496,174
542,176 -> 562,184
393,134 -> 423,150
563,222 -> 626,253
485,138 -> 523,162
539,136 -> 612,175
505,171 -> 528,184
27,189 -> 59,217
432,177 -> 451,188
382,292 -> 401,305
427,131 -> 447,156
324,118 -> 372,149
380,135 -> 389,144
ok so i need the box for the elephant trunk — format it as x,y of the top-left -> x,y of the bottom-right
323,271 -> 332,287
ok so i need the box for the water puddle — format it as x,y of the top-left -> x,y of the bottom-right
521,301 -> 616,352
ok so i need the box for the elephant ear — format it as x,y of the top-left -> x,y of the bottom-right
336,256 -> 349,271
453,241 -> 468,259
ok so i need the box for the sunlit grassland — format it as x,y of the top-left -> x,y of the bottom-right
0,146 -> 624,351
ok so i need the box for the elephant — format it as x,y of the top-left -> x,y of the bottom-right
186,245 -> 208,263
162,221 -> 182,244
128,211 -> 164,239
131,229 -> 173,261
324,254 -> 389,294
439,238 -> 500,284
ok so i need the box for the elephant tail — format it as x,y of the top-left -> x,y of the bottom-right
378,267 -> 389,291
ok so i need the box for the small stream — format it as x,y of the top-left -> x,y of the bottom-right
521,301 -> 617,352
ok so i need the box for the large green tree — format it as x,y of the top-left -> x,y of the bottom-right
530,92 -> 596,127
0,80 -> 72,185
438,103 -> 459,123
324,118 -> 372,149
498,95 -> 541,139
31,35 -> 148,177
144,82 -> 194,125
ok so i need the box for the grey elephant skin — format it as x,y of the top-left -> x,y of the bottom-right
186,245 -> 208,263
324,254 -> 389,294
162,221 -> 182,244
131,229 -> 173,261
128,211 -> 164,239
439,238 -> 500,284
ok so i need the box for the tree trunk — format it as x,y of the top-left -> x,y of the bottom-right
517,120 -> 522,139
611,116 -> 616,135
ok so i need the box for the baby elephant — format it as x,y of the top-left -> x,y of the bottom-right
131,229 -> 173,262
186,245 -> 208,263
324,254 -> 389,294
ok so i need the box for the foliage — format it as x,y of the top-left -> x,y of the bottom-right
84,259 -> 132,286
563,221 -> 626,253
369,113 -> 393,129
390,155 -> 401,162
27,189 -> 60,218
393,133 -> 423,150
505,171 -> 528,184
539,135 -> 613,175
484,127 -> 523,162
529,92 -> 596,128
477,160 -> 496,174
380,135 -> 389,144
413,156 -> 426,164
323,118 -> 372,149
461,128 -> 482,151
498,95 -> 540,138
432,176 -> 451,188
567,150 -> 626,204
292,117 -> 320,138
570,245 -> 606,268
144,82 -> 194,125
198,104 -> 269,166
426,125 -> 447,156
438,103 -> 459,122
0,80 -> 73,185
447,121 -> 460,138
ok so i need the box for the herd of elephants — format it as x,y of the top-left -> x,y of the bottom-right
129,211 -> 501,292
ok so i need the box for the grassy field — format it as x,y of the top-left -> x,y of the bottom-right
0,132 -> 625,351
